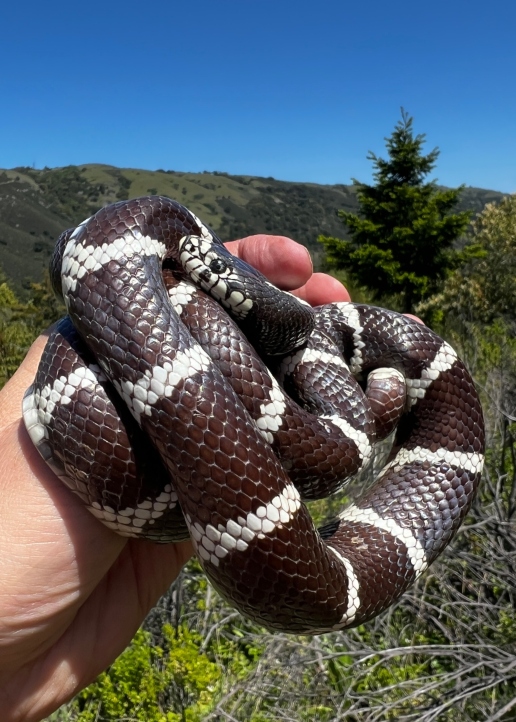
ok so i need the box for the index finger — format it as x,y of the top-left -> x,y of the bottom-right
225,235 -> 350,306
224,235 -> 313,290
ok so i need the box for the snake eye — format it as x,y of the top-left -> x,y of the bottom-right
209,258 -> 228,274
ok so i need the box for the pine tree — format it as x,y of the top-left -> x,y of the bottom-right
319,109 -> 471,313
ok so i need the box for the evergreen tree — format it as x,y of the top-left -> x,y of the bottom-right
319,109 -> 471,313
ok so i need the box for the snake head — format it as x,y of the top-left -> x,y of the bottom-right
179,235 -> 315,356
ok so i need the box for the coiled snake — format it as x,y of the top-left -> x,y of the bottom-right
23,196 -> 485,634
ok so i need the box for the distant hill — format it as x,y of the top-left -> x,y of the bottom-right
0,164 -> 506,294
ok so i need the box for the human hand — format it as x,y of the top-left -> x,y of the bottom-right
0,235 -> 350,722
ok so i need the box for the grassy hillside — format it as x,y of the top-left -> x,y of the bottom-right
0,164 -> 505,293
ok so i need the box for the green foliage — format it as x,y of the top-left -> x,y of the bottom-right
73,626 -> 225,722
468,320 -> 516,518
0,276 -> 35,386
419,194 -> 516,328
18,165 -> 103,223
74,629 -> 174,722
319,110 -> 471,313
495,606 -> 516,645
25,274 -> 66,330
58,616 -> 263,722
0,273 -> 63,388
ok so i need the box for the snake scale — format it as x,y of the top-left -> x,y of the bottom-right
22,196 -> 485,634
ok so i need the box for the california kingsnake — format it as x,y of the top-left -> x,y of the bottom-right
23,196 -> 485,634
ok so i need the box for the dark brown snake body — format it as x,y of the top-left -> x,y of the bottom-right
23,196 -> 485,634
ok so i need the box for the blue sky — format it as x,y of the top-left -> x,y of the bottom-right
2,0 -> 515,192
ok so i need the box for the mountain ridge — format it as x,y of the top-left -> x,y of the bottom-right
0,163 -> 506,294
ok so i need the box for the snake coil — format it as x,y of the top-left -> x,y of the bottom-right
23,196 -> 485,634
